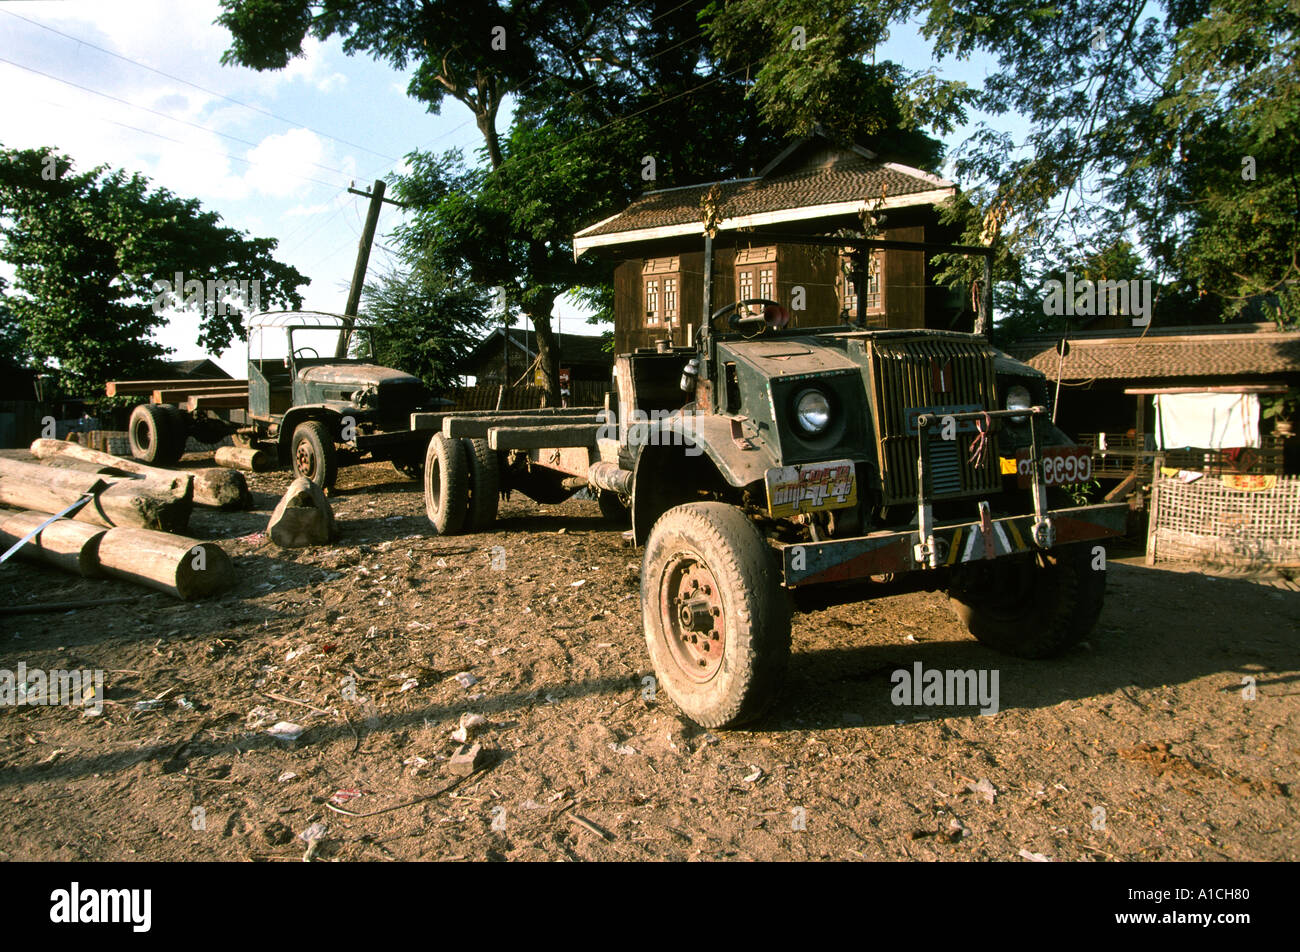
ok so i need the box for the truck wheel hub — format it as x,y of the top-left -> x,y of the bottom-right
659,559 -> 725,683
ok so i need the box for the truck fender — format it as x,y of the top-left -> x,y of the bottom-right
277,406 -> 340,463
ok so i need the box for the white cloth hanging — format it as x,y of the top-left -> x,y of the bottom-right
1154,392 -> 1260,449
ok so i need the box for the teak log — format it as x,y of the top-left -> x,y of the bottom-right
95,528 -> 234,600
487,423 -> 604,451
153,385 -> 248,404
0,462 -> 191,532
187,393 -> 247,411
445,413 -> 601,439
0,509 -> 106,576
214,445 -> 272,473
106,378 -> 247,397
30,439 -> 248,510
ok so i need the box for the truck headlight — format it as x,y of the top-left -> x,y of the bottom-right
794,388 -> 832,435
1006,384 -> 1031,423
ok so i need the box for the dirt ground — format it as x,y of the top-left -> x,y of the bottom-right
1,456 -> 1297,862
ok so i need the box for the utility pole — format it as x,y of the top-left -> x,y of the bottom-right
336,179 -> 408,357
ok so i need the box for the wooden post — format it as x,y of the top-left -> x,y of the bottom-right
337,179 -> 406,357
1145,452 -> 1165,565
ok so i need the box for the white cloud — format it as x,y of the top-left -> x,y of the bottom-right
244,128 -> 329,197
276,36 -> 349,93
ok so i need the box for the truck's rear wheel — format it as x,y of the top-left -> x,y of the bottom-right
128,404 -> 185,465
423,433 -> 468,535
291,421 -> 337,491
642,502 -> 791,729
462,438 -> 499,531
948,543 -> 1106,658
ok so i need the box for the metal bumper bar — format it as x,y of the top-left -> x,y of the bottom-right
779,502 -> 1128,587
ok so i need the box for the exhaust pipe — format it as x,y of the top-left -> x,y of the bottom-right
586,461 -> 632,496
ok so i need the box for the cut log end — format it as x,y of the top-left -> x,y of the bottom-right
97,528 -> 234,600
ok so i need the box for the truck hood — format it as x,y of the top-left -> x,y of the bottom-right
297,363 -> 421,388
720,337 -> 861,376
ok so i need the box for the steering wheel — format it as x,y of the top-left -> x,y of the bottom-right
709,298 -> 789,333
293,346 -> 319,360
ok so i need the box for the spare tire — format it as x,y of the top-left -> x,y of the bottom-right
948,543 -> 1106,658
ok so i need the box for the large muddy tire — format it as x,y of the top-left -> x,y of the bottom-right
597,489 -> 630,523
291,420 -> 337,491
462,438 -> 499,531
128,404 -> 185,465
424,433 -> 468,535
641,502 -> 791,729
948,542 -> 1106,658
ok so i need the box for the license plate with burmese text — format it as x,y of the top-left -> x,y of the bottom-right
1015,446 -> 1093,487
765,459 -> 857,517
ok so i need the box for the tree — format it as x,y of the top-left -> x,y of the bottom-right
360,261 -> 493,392
219,1 -> 932,401
218,0 -> 648,404
705,0 -> 974,170
0,277 -> 29,371
908,0 -> 1300,330
0,146 -> 309,392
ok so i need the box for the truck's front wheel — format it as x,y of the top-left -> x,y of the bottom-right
291,421 -> 337,492
642,503 -> 791,729
948,543 -> 1106,658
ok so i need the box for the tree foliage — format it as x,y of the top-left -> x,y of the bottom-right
911,0 -> 1300,329
360,261 -> 493,392
0,146 -> 308,391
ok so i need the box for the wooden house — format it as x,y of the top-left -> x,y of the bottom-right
461,327 -> 612,388
573,133 -> 965,353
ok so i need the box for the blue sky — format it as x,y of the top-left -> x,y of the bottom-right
0,1 -> 1014,377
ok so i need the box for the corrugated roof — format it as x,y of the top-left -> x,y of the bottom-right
1006,325 -> 1300,380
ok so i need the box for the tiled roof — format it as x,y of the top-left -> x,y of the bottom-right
1006,325 -> 1300,380
575,157 -> 952,244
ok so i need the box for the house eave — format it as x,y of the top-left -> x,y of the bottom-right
573,186 -> 956,259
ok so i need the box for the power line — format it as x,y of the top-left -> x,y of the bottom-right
0,56 -> 356,180
0,8 -> 400,163
19,92 -> 346,192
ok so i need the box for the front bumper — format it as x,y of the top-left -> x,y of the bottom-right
779,502 -> 1127,587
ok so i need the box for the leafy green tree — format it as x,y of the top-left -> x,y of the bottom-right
705,0 -> 973,169
0,146 -> 308,392
218,0 -> 649,402
0,277 -> 29,370
910,0 -> 1300,330
360,261 -> 493,392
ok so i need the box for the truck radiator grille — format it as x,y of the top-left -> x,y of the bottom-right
867,337 -> 1001,506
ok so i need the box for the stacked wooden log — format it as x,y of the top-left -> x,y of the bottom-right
0,511 -> 234,600
0,456 -> 192,532
28,438 -> 251,510
0,439 -> 240,600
